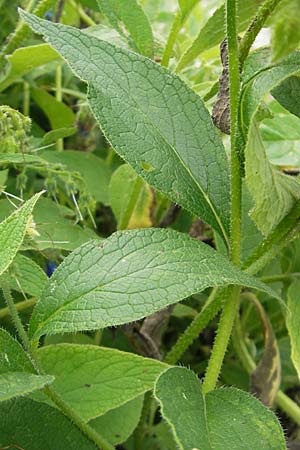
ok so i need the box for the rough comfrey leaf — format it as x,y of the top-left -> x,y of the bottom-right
28,228 -> 279,340
7,254 -> 47,298
20,10 -> 231,242
0,191 -> 43,276
36,344 -> 166,421
97,0 -> 153,57
154,367 -> 286,450
0,329 -> 53,401
287,280 -> 300,381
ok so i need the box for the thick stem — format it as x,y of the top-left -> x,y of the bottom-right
164,287 -> 222,365
202,286 -> 240,393
239,0 -> 283,67
1,277 -> 31,351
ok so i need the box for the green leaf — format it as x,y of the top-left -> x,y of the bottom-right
36,344 -> 166,421
40,150 -> 112,205
20,10 -> 231,241
31,87 -> 75,130
0,152 -> 47,166
28,228 -> 278,340
0,192 -> 43,276
7,254 -> 47,298
245,121 -> 300,236
272,75 -> 300,118
271,0 -> 300,61
0,43 -> 60,92
154,367 -> 286,450
0,398 -> 97,449
287,280 -> 300,380
109,164 -> 153,229
97,0 -> 153,57
0,329 -> 53,401
89,396 -> 143,445
176,0 -> 264,72
42,127 -> 77,145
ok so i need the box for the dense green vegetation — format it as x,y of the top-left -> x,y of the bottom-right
1,0 -> 300,448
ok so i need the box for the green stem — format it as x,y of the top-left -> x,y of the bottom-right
43,383 -> 115,449
0,297 -> 36,319
55,64 -> 63,151
164,287 -> 222,365
239,0 -> 283,67
133,391 -> 152,449
260,272 -> 300,283
1,277 -> 30,351
23,81 -> 30,117
232,315 -> 300,425
202,286 -> 240,393
69,0 -> 96,26
161,11 -> 182,67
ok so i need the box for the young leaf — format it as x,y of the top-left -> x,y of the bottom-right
89,396 -> 144,445
0,191 -> 43,276
28,228 -> 279,340
245,121 -> 300,236
36,344 -> 166,421
8,254 -> 47,298
109,164 -> 153,229
20,10 -> 231,242
97,0 -> 153,57
154,367 -> 286,450
0,43 -> 60,92
271,0 -> 300,62
286,280 -> 300,380
0,329 -> 53,401
0,397 -> 97,450
176,0 -> 264,72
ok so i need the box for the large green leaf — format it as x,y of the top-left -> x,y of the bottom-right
36,344 -> 166,421
28,228 -> 278,340
0,192 -> 43,276
20,10 -> 231,242
97,0 -> 153,57
154,367 -> 286,450
241,50 -> 300,235
176,0 -> 264,72
0,397 -> 97,449
0,43 -> 60,92
0,329 -> 53,401
245,121 -> 300,236
8,254 -> 47,297
287,280 -> 300,380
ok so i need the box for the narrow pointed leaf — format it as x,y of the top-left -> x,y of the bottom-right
36,344 -> 166,421
154,367 -> 286,450
29,228 -> 278,340
0,191 -> 43,276
287,280 -> 300,380
0,329 -> 53,401
20,10 -> 231,241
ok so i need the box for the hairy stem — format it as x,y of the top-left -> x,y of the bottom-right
164,287 -> 222,365
239,0 -> 283,67
0,297 -> 36,319
1,277 -> 31,351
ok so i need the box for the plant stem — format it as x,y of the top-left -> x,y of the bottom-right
0,277 -> 31,351
164,287 -> 222,365
161,11 -> 182,67
260,272 -> 300,283
69,0 -> 96,26
276,391 -> 300,426
239,0 -> 283,67
43,383 -> 115,450
202,286 -> 240,393
23,81 -> 30,116
55,63 -> 63,151
0,297 -> 36,319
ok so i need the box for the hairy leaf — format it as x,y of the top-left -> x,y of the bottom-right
176,0 -> 264,72
287,280 -> 300,380
109,164 -> 153,229
0,192 -> 43,276
0,329 -> 53,401
0,398 -> 97,449
154,367 -> 286,450
8,254 -> 47,297
28,228 -> 278,339
272,75 -> 300,118
20,10 -> 231,241
36,344 -> 166,421
97,0 -> 153,57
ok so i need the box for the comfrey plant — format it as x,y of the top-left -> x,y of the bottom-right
1,0 -> 300,448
